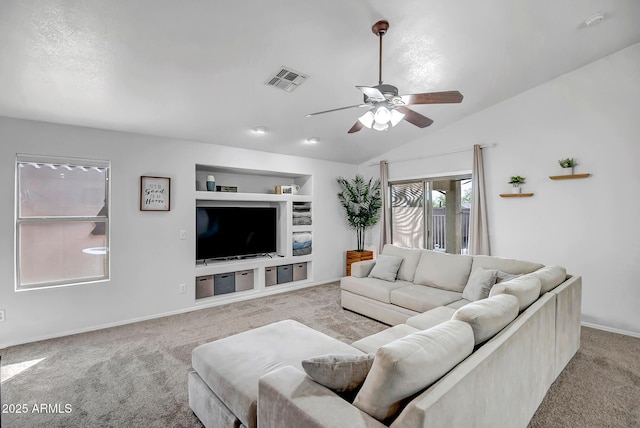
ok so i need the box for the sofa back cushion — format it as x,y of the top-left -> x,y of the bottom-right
471,255 -> 543,275
489,276 -> 542,312
381,244 -> 422,282
413,250 -> 473,292
522,265 -> 567,294
452,294 -> 519,344
353,320 -> 474,422
462,267 -> 498,301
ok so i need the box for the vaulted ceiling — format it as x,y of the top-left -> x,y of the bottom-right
1,1 -> 639,164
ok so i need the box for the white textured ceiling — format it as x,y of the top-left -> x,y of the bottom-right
1,1 -> 639,164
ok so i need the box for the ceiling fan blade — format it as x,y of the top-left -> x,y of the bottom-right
396,106 -> 434,128
347,121 -> 364,134
401,91 -> 463,105
356,86 -> 385,102
306,104 -> 365,117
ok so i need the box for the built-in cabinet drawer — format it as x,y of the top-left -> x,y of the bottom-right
277,264 -> 293,284
196,275 -> 214,299
235,270 -> 254,292
293,263 -> 307,281
265,267 -> 277,286
214,272 -> 235,295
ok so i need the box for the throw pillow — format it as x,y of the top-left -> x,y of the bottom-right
496,270 -> 521,283
462,268 -> 498,301
301,354 -> 374,392
353,320 -> 474,422
368,254 -> 404,282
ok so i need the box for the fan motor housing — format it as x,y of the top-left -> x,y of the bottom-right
363,84 -> 400,103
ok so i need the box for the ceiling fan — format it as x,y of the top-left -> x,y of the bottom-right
306,20 -> 463,133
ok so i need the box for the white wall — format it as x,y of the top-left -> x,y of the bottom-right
361,43 -> 640,336
0,118 -> 357,347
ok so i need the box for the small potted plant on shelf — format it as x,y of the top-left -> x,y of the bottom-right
558,157 -> 577,174
508,175 -> 526,193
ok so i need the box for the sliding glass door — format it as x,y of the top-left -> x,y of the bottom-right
390,175 -> 471,254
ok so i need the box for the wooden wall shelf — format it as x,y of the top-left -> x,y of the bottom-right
549,173 -> 591,180
499,193 -> 534,198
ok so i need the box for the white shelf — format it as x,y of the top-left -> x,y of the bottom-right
195,254 -> 312,275
292,225 -> 313,233
196,191 -> 311,202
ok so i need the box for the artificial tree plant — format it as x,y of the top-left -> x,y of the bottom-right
336,174 -> 382,252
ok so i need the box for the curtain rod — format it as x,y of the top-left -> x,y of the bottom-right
368,143 -> 496,166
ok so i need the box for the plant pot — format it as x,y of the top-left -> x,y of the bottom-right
563,167 -> 574,175
511,185 -> 521,194
346,250 -> 374,276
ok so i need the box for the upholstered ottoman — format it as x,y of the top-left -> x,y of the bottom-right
189,319 -> 366,428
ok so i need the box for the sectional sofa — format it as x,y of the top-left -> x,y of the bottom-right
190,245 -> 581,427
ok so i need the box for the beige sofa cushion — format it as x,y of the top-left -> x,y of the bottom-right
446,299 -> 470,309
340,276 -> 411,304
462,267 -> 498,301
301,354 -> 374,392
381,244 -> 423,282
351,324 -> 420,354
413,251 -> 473,292
489,276 -> 542,312
471,255 -> 543,275
523,265 -> 567,294
452,294 -> 519,344
390,284 -> 463,313
353,320 -> 474,422
406,306 -> 456,330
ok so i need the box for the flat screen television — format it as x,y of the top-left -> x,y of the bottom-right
196,206 -> 277,261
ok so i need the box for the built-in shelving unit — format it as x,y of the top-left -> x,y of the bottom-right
549,173 -> 591,180
194,164 -> 313,302
499,193 -> 534,198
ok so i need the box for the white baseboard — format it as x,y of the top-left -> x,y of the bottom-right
1,279 -> 342,349
581,321 -> 640,339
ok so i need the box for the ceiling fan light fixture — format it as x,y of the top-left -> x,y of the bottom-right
358,111 -> 375,128
390,109 -> 405,126
373,106 -> 391,125
373,122 -> 389,131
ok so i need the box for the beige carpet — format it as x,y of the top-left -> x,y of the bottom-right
1,282 -> 639,427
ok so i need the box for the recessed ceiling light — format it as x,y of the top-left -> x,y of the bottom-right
584,12 -> 605,27
305,137 -> 318,144
253,126 -> 267,134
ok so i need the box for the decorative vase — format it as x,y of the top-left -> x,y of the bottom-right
206,175 -> 216,191
511,185 -> 521,194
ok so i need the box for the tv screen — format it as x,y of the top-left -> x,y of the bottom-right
196,206 -> 277,260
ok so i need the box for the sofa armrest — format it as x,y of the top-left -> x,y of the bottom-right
258,366 -> 385,428
351,260 -> 377,278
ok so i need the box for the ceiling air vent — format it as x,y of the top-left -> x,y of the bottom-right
265,67 -> 308,92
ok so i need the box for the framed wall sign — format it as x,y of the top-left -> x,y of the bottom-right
140,176 -> 171,211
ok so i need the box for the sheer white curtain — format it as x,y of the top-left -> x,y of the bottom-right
469,145 -> 490,255
379,160 -> 391,253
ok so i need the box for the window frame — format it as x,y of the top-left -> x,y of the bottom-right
389,173 -> 471,254
15,154 -> 111,291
